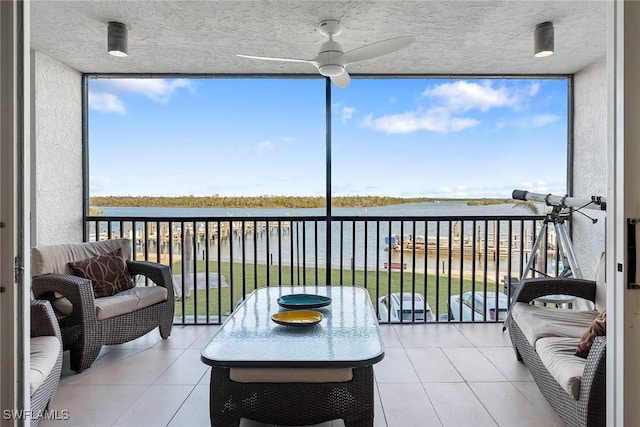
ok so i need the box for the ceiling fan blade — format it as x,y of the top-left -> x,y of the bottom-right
237,54 -> 318,66
342,36 -> 416,65
331,70 -> 351,88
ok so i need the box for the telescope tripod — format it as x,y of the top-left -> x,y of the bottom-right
521,206 -> 583,281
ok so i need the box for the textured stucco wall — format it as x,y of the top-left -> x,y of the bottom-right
33,51 -> 83,245
572,57 -> 607,279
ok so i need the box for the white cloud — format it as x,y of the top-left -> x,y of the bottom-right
531,114 -> 560,127
518,180 -> 551,194
102,78 -> 194,103
341,106 -> 356,122
418,181 -> 565,199
528,82 -> 541,96
364,80 -> 550,135
422,80 -> 520,112
450,117 -> 480,132
89,175 -> 113,195
256,140 -> 273,153
362,108 -> 479,134
509,114 -> 561,129
88,78 -> 194,114
88,92 -> 126,114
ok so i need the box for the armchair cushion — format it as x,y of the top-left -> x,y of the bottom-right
30,336 -> 61,396
95,286 -> 168,320
52,285 -> 168,320
69,248 -> 135,297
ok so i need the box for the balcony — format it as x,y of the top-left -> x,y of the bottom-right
40,323 -> 563,426
0,0 -> 623,423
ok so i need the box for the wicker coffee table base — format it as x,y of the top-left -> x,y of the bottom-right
209,366 -> 374,427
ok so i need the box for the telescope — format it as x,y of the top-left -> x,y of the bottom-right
513,189 -> 606,282
512,189 -> 606,211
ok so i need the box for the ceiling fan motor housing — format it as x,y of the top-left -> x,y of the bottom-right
317,40 -> 345,76
319,63 -> 344,76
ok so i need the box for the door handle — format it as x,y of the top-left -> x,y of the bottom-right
627,218 -> 640,289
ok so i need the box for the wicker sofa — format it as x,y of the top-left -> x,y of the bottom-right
505,268 -> 606,427
30,239 -> 174,372
30,300 -> 63,426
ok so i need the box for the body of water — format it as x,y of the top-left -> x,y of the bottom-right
89,201 -> 554,280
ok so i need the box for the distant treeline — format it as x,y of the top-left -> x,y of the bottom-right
89,195 -> 512,209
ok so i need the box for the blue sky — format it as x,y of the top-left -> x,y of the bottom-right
88,77 -> 568,198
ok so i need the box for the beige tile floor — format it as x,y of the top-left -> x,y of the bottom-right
40,323 -> 565,427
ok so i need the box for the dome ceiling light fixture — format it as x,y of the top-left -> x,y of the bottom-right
534,21 -> 554,58
108,21 -> 128,57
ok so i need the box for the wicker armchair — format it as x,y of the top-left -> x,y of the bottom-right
30,300 -> 63,426
31,239 -> 174,372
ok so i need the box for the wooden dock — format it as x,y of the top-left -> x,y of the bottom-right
391,230 -> 557,259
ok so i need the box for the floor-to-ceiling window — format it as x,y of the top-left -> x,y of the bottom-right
87,77 -> 326,211
86,75 -> 569,210
331,77 -> 569,204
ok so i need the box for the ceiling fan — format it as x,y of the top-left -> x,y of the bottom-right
237,20 -> 415,88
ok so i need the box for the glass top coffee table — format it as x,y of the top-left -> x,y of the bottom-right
201,285 -> 385,426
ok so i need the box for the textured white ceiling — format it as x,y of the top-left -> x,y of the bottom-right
30,1 -> 607,76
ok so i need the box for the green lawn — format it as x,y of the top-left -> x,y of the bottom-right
171,260 -> 500,320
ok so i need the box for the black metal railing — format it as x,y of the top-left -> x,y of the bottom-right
85,214 -> 559,324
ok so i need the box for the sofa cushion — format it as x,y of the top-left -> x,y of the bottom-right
52,285 -> 168,320
510,302 -> 598,346
95,286 -> 168,320
32,239 -> 132,277
575,310 -> 606,358
69,248 -> 135,297
30,336 -> 60,396
536,337 -> 586,400
229,368 -> 353,383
